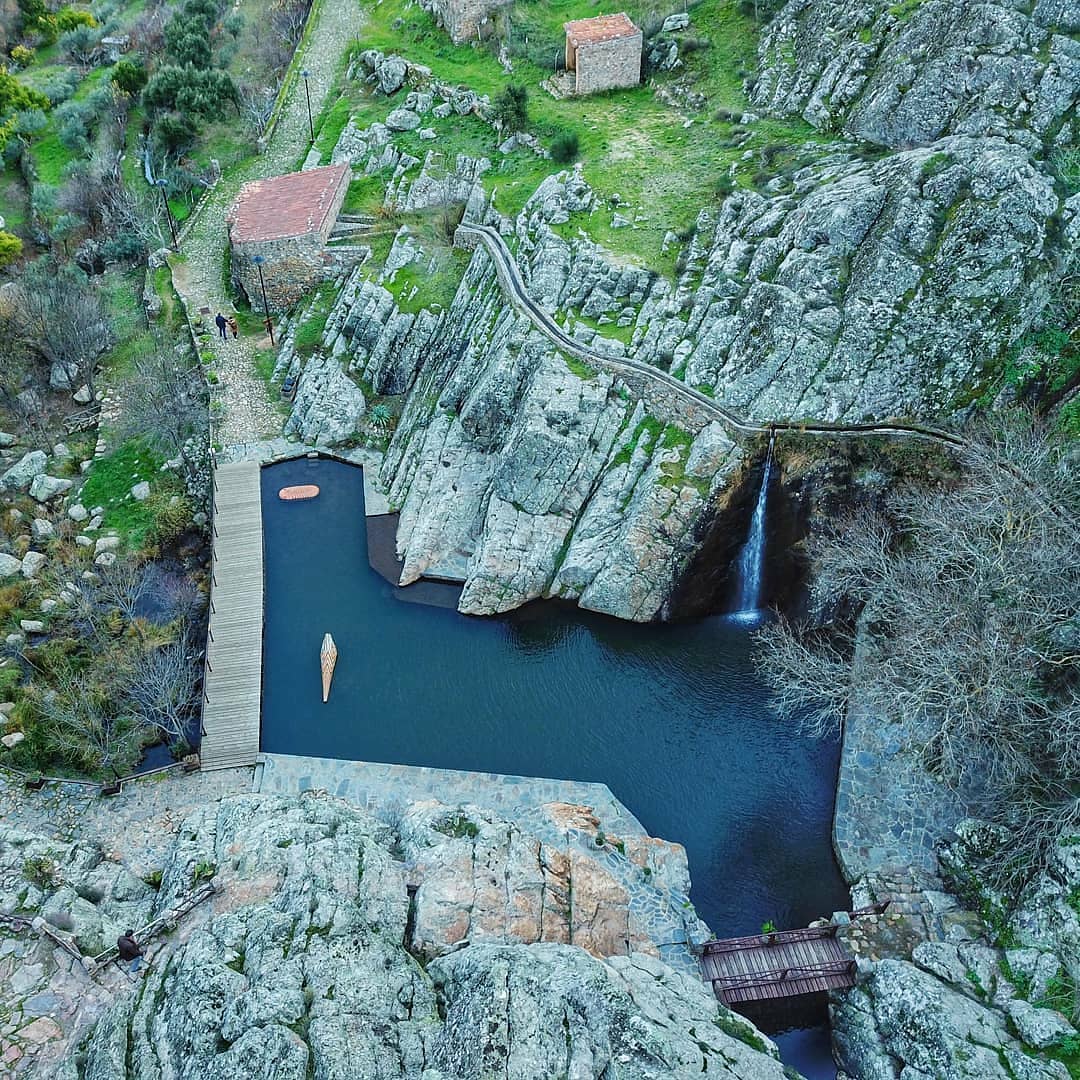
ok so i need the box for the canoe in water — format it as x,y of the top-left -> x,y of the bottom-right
279,485 -> 320,501
320,633 -> 338,703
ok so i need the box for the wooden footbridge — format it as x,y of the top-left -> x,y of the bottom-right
199,461 -> 264,770
700,905 -> 887,1006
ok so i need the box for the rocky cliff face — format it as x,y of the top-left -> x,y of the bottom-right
830,822 -> 1080,1080
42,794 -> 791,1080
752,0 -> 1079,150
284,0 -> 1078,620
316,233 -> 745,619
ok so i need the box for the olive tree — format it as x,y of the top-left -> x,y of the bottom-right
755,415 -> 1080,896
7,257 -> 112,395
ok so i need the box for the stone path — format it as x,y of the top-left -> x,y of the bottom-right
257,753 -> 708,974
459,223 -> 968,452
171,0 -> 364,449
839,865 -> 984,965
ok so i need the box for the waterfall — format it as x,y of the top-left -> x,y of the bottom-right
734,437 -> 775,613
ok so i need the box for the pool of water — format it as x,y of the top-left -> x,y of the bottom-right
260,458 -> 847,1075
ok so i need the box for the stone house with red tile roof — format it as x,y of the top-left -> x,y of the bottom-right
564,14 -> 642,95
226,163 -> 351,313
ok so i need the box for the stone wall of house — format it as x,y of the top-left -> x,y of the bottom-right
575,34 -> 642,94
422,0 -> 510,43
231,232 -> 332,313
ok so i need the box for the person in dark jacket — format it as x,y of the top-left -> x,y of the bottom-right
117,930 -> 144,973
215,312 -> 228,340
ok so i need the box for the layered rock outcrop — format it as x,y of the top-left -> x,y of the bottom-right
315,235 -> 744,618
752,0 -> 1080,150
833,957 -> 1073,1080
41,794 -> 789,1080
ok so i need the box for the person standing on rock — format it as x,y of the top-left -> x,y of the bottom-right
215,312 -> 228,340
228,315 -> 238,339
117,930 -> 144,973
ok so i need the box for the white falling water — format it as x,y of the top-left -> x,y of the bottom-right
734,438 -> 775,613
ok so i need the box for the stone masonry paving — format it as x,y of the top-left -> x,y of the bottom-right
256,753 -> 709,974
171,0 -> 365,449
832,703 -> 968,883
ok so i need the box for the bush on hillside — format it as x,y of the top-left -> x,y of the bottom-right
0,231 -> 22,268
112,60 -> 148,97
493,83 -> 528,135
550,129 -> 579,163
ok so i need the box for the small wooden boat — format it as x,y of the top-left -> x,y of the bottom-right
320,633 -> 338,703
279,484 -> 320,501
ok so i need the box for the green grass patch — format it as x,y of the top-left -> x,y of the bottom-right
293,282 -> 338,356
79,440 -> 182,549
564,354 -> 596,379
353,0 -> 831,272
342,174 -> 387,215
314,95 -> 354,165
383,242 -> 469,315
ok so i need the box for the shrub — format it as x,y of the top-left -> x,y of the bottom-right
146,493 -> 193,549
34,69 -> 78,106
550,129 -> 579,163
55,7 -> 97,32
101,233 -> 147,264
142,65 -> 236,118
112,60 -> 148,96
13,107 -> 47,137
714,174 -> 735,199
152,112 -> 198,153
192,859 -> 216,884
59,24 -> 104,64
0,230 -> 23,268
22,854 -> 59,889
10,44 -> 35,67
493,83 -> 528,134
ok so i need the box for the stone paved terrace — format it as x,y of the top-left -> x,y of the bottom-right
256,753 -> 709,973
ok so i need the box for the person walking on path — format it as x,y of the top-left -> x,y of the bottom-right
117,930 -> 144,974
215,312 -> 228,340
228,315 -> 239,339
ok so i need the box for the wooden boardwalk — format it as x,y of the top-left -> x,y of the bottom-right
701,926 -> 857,1005
200,461 -> 263,770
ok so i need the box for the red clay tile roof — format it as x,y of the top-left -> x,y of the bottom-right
227,163 -> 350,244
564,12 -> 639,45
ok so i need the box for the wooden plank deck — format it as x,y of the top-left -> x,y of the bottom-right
200,461 -> 263,770
700,926 -> 857,1005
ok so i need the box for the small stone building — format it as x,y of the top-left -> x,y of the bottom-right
564,14 -> 642,95
227,163 -> 351,314
422,0 -> 510,43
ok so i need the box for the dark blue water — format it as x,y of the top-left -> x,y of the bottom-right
261,458 -> 846,1076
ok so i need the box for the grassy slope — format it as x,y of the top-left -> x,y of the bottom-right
342,0 -> 829,274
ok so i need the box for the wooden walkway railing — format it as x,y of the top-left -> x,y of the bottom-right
699,905 -> 888,1005
199,461 -> 264,770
